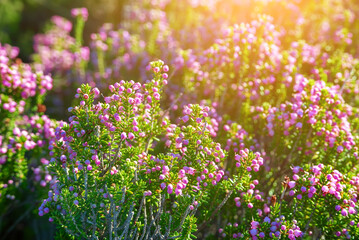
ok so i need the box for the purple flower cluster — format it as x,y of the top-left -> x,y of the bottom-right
262,76 -> 357,164
33,15 -> 89,75
287,164 -> 358,218
0,43 -> 56,201
0,44 -> 52,104
182,15 -> 282,102
220,217 -> 303,239
71,8 -> 88,21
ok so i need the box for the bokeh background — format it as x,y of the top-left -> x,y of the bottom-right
1,0 -> 359,239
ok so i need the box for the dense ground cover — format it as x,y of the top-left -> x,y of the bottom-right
1,0 -> 359,239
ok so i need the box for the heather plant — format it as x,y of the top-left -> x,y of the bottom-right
32,15 -> 76,74
2,1 -> 359,239
180,16 -> 284,118
39,60 -> 273,239
32,9 -> 90,119
33,10 -> 89,76
0,43 -> 56,204
219,164 -> 359,239
39,61 -> 218,238
179,18 -> 353,119
258,78 -> 359,174
175,16 -> 359,188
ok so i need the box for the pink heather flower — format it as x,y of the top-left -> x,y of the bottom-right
337,145 -> 344,153
294,230 -> 302,237
349,207 -> 356,214
167,184 -> 173,194
175,188 -> 182,195
60,155 -> 67,162
264,204 -> 270,214
92,87 -> 100,96
121,132 -> 127,140
293,166 -> 300,173
128,132 -> 135,140
321,185 -> 329,193
309,186 -> 316,193
182,115 -> 189,123
341,209 -> 348,217
288,181 -> 296,189
251,221 -> 259,229
163,65 -> 169,72
71,8 -> 88,21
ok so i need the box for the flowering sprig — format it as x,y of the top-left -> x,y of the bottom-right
33,14 -> 89,75
218,163 -> 359,239
219,217 -> 303,240
40,61 -> 236,239
283,164 -> 359,236
260,77 -> 358,171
